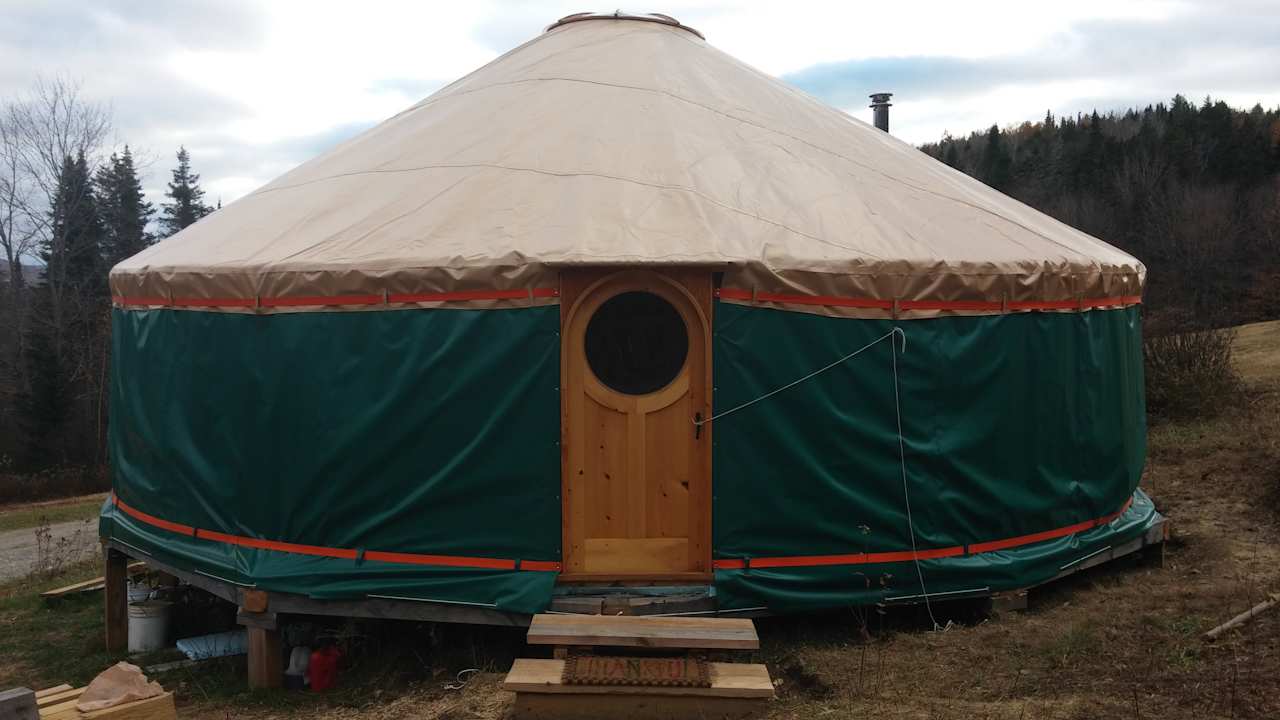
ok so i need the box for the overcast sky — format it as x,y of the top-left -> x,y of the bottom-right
2,0 -> 1277,209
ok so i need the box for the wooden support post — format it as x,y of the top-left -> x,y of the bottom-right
246,625 -> 283,689
104,545 -> 129,653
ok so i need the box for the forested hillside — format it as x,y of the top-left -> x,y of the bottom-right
921,96 -> 1280,328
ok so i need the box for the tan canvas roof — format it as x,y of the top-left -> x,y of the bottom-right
111,14 -> 1144,317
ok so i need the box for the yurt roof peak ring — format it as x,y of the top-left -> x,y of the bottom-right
545,11 -> 705,39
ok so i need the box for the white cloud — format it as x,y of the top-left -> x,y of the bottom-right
2,0 -> 1275,207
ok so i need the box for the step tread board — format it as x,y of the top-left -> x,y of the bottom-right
34,685 -> 75,699
528,614 -> 759,649
36,687 -> 85,708
503,658 -> 774,698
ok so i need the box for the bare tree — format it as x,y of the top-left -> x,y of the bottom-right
0,77 -> 112,469
0,102 -> 39,293
1,77 -> 110,292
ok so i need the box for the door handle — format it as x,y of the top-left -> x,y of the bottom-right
694,412 -> 703,439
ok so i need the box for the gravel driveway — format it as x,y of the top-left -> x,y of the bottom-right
0,517 -> 99,584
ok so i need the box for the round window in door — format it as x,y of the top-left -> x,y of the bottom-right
584,291 -> 689,395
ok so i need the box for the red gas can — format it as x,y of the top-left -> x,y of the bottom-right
308,646 -> 341,692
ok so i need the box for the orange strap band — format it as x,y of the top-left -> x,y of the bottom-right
717,287 -> 1141,313
712,496 -> 1135,570
109,493 -> 559,573
112,287 -> 560,310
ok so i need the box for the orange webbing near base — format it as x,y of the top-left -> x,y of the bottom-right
109,493 -> 560,572
712,496 -> 1135,570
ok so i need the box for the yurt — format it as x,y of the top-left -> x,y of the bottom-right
102,12 -> 1162,618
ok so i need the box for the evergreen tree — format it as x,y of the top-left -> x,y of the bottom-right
160,146 -> 211,236
23,152 -> 105,464
978,124 -> 1013,191
95,146 -> 154,265
16,312 -> 69,464
43,152 -> 104,293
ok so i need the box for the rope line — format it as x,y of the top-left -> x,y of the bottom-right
890,327 -> 944,631
693,327 -> 905,426
699,325 -> 947,631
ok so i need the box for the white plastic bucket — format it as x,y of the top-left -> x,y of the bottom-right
127,600 -> 172,653
127,581 -> 152,603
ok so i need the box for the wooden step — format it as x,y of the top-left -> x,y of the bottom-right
505,658 -> 773,698
527,613 -> 759,650
504,658 -> 773,719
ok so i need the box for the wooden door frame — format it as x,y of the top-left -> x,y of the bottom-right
559,267 -> 713,583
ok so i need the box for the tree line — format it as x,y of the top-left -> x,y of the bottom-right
1,78 -> 214,489
922,95 -> 1280,329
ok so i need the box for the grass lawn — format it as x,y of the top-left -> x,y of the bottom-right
0,324 -> 1276,719
0,561 -> 123,688
0,494 -> 107,533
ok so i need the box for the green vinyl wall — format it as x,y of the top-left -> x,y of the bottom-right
710,302 -> 1157,610
102,305 -> 562,613
102,301 -> 1158,616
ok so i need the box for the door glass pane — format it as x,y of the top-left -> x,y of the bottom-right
584,291 -> 688,395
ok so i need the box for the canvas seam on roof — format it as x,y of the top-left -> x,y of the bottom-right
345,72 -> 1105,263
245,161 -> 891,260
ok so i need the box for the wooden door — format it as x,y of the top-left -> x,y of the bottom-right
561,268 -> 712,580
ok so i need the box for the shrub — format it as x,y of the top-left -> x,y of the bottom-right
1144,317 -> 1240,419
0,462 -> 109,504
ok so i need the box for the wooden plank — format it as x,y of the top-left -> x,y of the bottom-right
583,538 -> 688,574
31,688 -> 71,701
81,693 -> 175,720
42,693 -> 175,720
103,547 -> 128,653
41,563 -> 145,600
34,688 -> 82,708
246,626 -> 282,689
503,658 -> 773,698
527,614 -> 759,650
513,693 -> 766,720
685,270 -> 713,575
37,698 -> 80,717
103,542 -> 238,605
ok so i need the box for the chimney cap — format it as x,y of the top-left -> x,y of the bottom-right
869,92 -> 893,106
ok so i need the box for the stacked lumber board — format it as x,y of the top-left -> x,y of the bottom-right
34,685 -> 176,720
40,563 -> 147,602
504,614 -> 773,719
